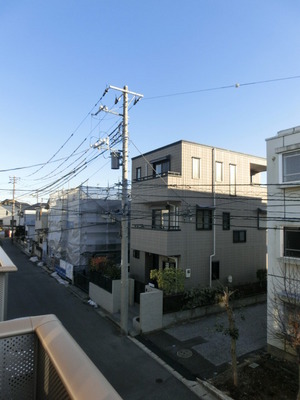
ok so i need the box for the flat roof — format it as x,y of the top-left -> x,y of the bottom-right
132,139 -> 266,162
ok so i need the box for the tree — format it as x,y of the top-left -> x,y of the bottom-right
216,287 -> 240,387
269,262 -> 300,400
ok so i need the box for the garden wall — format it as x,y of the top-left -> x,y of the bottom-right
89,278 -> 134,314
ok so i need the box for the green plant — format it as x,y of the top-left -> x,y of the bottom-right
183,286 -> 223,309
150,268 -> 185,295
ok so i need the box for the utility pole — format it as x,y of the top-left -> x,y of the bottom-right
9,176 -> 19,243
121,86 -> 129,334
92,85 -> 143,335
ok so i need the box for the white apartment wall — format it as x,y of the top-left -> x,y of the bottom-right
266,127 -> 300,355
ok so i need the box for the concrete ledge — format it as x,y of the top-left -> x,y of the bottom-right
197,378 -> 233,400
162,293 -> 267,328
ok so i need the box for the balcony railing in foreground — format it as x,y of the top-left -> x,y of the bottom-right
0,314 -> 122,400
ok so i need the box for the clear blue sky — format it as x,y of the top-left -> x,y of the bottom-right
1,1 -> 300,203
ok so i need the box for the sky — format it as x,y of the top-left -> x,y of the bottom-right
1,0 -> 300,204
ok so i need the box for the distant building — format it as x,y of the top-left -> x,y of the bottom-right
130,140 -> 267,291
266,126 -> 300,358
0,200 -> 29,234
47,186 -> 122,278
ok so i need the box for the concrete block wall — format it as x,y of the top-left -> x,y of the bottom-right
140,286 -> 163,333
89,278 -> 134,314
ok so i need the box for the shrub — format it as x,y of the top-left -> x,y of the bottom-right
89,256 -> 121,279
183,286 -> 223,309
150,268 -> 185,295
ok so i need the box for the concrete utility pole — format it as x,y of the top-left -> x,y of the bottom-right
9,176 -> 19,243
92,85 -> 143,335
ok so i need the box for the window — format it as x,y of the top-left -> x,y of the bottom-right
215,161 -> 223,182
257,208 -> 267,230
212,261 -> 220,280
163,260 -> 176,269
136,167 -> 141,181
192,157 -> 201,179
152,205 -> 179,230
152,158 -> 170,177
284,227 -> 300,258
229,164 -> 236,196
283,150 -> 300,182
0,219 -> 3,226
222,212 -> 230,230
196,208 -> 212,230
133,250 -> 140,259
233,230 -> 246,243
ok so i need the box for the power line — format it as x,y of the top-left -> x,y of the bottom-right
143,74 -> 300,100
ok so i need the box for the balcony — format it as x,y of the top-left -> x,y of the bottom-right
0,314 -> 122,400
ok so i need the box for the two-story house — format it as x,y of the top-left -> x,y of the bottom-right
266,126 -> 300,358
130,140 -> 267,291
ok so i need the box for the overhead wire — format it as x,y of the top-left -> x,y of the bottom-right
143,74 -> 300,100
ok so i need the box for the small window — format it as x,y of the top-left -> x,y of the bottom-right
133,250 -> 140,259
196,208 -> 212,230
222,212 -> 230,230
212,261 -> 220,280
229,164 -> 236,196
136,167 -> 141,181
284,227 -> 300,258
152,158 -> 170,177
283,150 -> 300,182
215,161 -> 223,182
257,209 -> 267,230
192,157 -> 201,179
163,260 -> 176,269
233,230 -> 246,243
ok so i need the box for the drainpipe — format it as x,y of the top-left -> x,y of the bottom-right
209,148 -> 216,288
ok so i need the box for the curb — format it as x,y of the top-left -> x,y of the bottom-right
128,335 -> 223,400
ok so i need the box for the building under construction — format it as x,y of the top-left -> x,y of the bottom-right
47,186 -> 122,278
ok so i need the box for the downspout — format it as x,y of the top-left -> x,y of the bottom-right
209,148 -> 216,288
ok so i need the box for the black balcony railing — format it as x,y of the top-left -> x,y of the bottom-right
132,224 -> 180,231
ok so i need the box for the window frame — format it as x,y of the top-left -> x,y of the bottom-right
152,206 -> 179,230
215,161 -> 223,182
196,208 -> 213,231
222,212 -> 230,230
282,150 -> 300,183
136,167 -> 141,181
284,227 -> 300,258
229,164 -> 237,196
212,261 -> 220,280
133,249 -> 140,259
257,208 -> 267,230
192,157 -> 201,179
152,158 -> 170,177
233,230 -> 246,243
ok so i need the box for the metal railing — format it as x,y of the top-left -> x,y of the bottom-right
0,315 -> 122,400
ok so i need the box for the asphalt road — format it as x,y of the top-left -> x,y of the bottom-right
3,239 -> 201,400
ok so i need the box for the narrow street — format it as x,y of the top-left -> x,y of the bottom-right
3,239 -> 201,400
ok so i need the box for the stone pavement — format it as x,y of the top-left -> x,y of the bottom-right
138,302 -> 267,381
